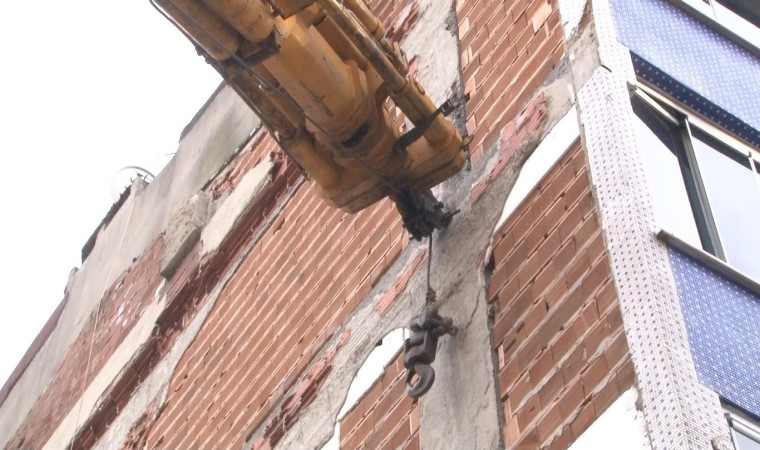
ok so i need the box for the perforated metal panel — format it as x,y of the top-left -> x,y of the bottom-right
669,248 -> 760,418
632,54 -> 760,147
608,0 -> 760,138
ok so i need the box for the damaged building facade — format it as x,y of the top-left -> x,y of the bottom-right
1,0 -> 759,448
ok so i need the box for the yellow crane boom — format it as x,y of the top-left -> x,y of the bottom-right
152,0 -> 468,239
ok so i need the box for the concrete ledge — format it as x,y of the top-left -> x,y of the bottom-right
202,158 -> 274,257
161,193 -> 210,279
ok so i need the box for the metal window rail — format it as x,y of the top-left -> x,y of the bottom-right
666,0 -> 760,57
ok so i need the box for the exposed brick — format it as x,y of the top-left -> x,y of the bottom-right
499,357 -> 522,397
573,215 -> 599,251
558,382 -> 585,423
560,345 -> 587,385
595,280 -> 617,317
515,393 -> 541,430
10,1 -> 603,448
521,300 -> 549,347
581,355 -> 609,397
503,240 -> 530,280
528,348 -> 554,384
403,433 -> 420,450
504,415 -> 521,447
495,286 -> 535,341
543,278 -> 569,310
550,325 -> 576,364
570,400 -> 596,440
340,348 -> 417,450
515,426 -> 540,450
579,311 -> 609,358
604,330 -> 630,371
470,94 -> 548,205
538,370 -> 564,408
141,162 -> 403,449
536,402 -> 562,444
605,302 -> 625,331
530,0 -> 553,32
9,239 -> 165,450
375,249 -> 426,314
508,372 -> 534,413
592,375 -> 621,417
489,262 -> 520,304
546,425 -> 574,450
617,358 -> 636,391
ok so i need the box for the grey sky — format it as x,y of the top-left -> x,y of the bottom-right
0,2 -> 221,385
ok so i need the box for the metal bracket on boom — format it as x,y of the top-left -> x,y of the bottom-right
394,189 -> 459,241
394,93 -> 470,154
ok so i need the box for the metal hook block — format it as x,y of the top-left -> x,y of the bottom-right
402,303 -> 456,399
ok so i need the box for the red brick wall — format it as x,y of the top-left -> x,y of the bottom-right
6,239 -> 164,450
207,127 -> 279,200
369,0 -> 415,30
340,351 -> 420,450
458,0 -> 564,163
488,142 -> 635,449
5,131 -> 299,450
145,170 -> 406,449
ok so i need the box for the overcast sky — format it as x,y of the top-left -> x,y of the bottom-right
0,2 -> 221,386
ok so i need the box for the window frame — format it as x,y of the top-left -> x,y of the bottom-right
669,0 -> 760,54
634,83 -> 760,283
725,406 -> 760,449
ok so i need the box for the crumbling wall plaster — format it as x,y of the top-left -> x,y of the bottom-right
201,157 -> 274,256
42,282 -> 167,450
399,0 -> 461,108
0,85 -> 259,449
5,1 -> 588,448
89,158 -> 301,450
269,1 -> 577,447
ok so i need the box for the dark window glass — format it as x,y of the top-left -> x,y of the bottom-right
691,129 -> 760,279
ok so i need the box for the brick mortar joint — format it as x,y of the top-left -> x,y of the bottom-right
261,219 -> 461,450
73,171 -> 306,450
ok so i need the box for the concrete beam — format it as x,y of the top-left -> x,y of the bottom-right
161,193 -> 210,279
201,157 -> 274,256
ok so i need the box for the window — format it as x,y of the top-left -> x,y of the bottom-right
726,409 -> 760,450
701,0 -> 759,29
673,0 -> 759,49
633,89 -> 760,281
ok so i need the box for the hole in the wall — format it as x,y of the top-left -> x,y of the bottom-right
320,327 -> 410,450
